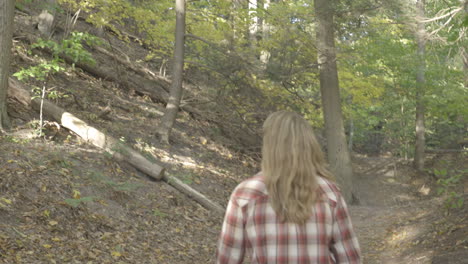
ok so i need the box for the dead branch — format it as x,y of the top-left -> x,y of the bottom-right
426,149 -> 468,153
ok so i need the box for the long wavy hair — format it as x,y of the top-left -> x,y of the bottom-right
262,111 -> 334,224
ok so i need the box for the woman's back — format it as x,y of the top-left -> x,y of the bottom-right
216,174 -> 360,264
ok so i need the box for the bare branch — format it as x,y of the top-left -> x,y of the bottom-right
421,7 -> 462,22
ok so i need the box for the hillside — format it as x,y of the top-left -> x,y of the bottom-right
1,5 -> 467,264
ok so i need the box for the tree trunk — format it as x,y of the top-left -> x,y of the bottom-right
463,1 -> 468,89
348,118 -> 354,152
463,47 -> 467,89
314,0 -> 354,203
259,0 -> 271,65
158,0 -> 186,144
414,0 -> 426,171
249,0 -> 259,44
0,0 -> 14,130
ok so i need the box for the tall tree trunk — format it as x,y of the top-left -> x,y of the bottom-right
248,0 -> 259,44
460,0 -> 468,89
463,47 -> 467,89
348,118 -> 354,152
0,0 -> 14,131
314,0 -> 354,202
414,0 -> 426,171
157,0 -> 186,144
259,0 -> 271,65
461,0 -> 468,89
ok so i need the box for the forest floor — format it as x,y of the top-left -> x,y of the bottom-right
1,6 -> 467,264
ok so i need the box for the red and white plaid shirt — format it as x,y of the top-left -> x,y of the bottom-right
216,174 -> 361,264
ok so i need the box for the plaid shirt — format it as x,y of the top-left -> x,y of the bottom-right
216,175 -> 361,264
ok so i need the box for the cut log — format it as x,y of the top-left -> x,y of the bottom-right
8,78 -> 225,214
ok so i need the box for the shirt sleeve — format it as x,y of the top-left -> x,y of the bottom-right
216,195 -> 246,264
330,195 -> 362,264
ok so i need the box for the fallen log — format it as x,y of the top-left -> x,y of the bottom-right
426,149 -> 468,153
8,78 -> 224,214
17,33 -> 170,103
93,45 -> 172,92
60,53 -> 170,103
8,78 -> 165,179
164,174 -> 224,214
87,45 -> 208,120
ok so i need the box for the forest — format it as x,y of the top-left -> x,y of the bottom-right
0,0 -> 467,263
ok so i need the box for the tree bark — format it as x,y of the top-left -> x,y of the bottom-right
0,0 -> 14,130
414,0 -> 426,171
460,0 -> 468,89
348,118 -> 354,152
259,0 -> 271,65
464,0 -> 468,88
314,0 -> 354,203
158,0 -> 186,144
249,0 -> 259,44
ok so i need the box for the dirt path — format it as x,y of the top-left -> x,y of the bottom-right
350,156 -> 468,264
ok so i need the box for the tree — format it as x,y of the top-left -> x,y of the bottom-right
0,0 -> 14,131
157,0 -> 186,143
314,0 -> 354,202
414,0 -> 427,171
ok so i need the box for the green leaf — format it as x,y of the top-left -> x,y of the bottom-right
64,196 -> 95,208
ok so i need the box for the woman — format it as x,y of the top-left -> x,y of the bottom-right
216,111 -> 361,264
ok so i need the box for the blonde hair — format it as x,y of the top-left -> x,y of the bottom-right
262,111 -> 334,224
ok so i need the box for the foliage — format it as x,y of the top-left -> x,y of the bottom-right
13,57 -> 63,82
434,168 -> 465,210
88,171 -> 144,192
14,32 -> 98,82
64,190 -> 95,208
20,0 -> 465,154
64,196 -> 95,208
152,209 -> 168,218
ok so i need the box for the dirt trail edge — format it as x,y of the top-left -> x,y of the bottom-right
350,156 -> 467,264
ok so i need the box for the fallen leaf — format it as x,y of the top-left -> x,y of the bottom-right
1,198 -> 12,204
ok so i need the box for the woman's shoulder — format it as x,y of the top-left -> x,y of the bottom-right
317,177 -> 343,204
231,173 -> 267,205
